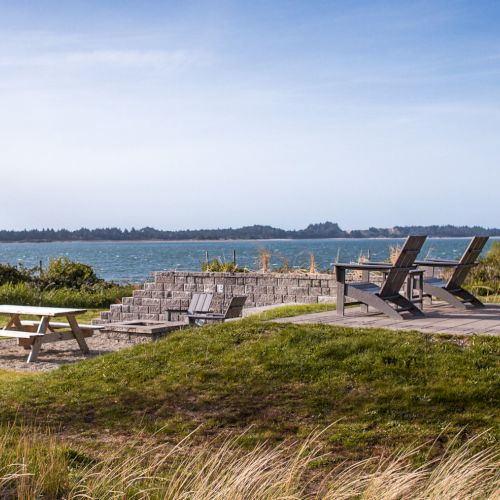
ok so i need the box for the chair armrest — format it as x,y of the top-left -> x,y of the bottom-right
335,262 -> 400,271
415,260 -> 459,268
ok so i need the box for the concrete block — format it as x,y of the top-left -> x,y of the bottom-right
257,277 -> 276,286
278,278 -> 299,287
122,313 -> 140,320
143,298 -> 161,306
230,285 -> 245,294
295,295 -> 318,304
318,295 -> 336,303
161,299 -> 181,309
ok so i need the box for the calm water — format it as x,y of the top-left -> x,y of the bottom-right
0,238 -> 496,283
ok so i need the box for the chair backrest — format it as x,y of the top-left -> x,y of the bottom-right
188,293 -> 213,314
223,296 -> 247,319
379,235 -> 427,297
446,236 -> 489,289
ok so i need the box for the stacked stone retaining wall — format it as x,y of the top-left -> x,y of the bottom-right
97,271 -> 337,324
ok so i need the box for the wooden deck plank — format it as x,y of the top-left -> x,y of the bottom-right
274,303 -> 500,336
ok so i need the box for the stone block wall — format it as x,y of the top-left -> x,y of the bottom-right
96,271 -> 337,324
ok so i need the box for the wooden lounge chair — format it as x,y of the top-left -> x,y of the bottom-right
416,236 -> 489,309
335,235 -> 427,320
187,296 -> 247,325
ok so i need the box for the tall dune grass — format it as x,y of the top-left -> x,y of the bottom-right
0,426 -> 497,499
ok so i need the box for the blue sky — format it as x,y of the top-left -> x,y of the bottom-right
1,0 -> 499,230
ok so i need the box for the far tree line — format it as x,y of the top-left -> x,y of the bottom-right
0,222 -> 498,243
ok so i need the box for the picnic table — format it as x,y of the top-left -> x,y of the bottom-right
0,305 -> 100,363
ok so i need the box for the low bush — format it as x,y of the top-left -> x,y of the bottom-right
0,263 -> 35,285
466,241 -> 500,295
39,257 -> 102,290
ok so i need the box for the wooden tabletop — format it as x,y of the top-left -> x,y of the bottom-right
0,305 -> 87,317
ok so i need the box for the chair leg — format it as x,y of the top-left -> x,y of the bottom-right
337,281 -> 345,316
452,287 -> 485,307
347,287 -> 405,320
423,283 -> 468,310
389,295 -> 424,317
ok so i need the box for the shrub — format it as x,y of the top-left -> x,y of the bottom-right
0,263 -> 36,285
201,258 -> 247,273
466,241 -> 500,295
40,257 -> 102,290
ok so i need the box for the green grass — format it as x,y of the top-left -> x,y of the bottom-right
252,302 -> 336,320
0,318 -> 497,458
0,282 -> 133,309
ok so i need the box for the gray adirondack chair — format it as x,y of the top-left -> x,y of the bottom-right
166,293 -> 213,320
187,296 -> 247,325
416,236 -> 489,309
188,293 -> 213,315
335,235 -> 427,319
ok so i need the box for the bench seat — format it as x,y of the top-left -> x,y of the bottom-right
20,320 -> 104,330
0,330 -> 44,339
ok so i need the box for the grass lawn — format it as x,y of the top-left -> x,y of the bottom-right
0,315 -> 497,461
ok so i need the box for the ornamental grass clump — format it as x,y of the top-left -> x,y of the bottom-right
0,426 -> 497,499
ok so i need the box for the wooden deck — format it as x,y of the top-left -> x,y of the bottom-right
274,302 -> 500,336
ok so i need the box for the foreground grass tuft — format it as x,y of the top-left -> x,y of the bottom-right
0,425 -> 497,499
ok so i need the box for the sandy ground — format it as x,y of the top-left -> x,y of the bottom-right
0,331 -> 151,373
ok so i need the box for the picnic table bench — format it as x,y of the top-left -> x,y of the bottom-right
0,305 -> 103,363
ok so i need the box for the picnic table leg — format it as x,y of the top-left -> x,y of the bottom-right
6,314 -> 22,330
27,316 -> 49,363
66,314 -> 90,354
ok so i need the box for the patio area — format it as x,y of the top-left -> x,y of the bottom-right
275,302 -> 500,336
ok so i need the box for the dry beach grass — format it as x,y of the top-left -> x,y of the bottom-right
0,426 -> 498,499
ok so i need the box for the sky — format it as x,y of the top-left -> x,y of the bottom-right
0,0 -> 499,231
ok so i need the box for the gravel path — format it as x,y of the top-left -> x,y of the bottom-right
0,331 -> 150,373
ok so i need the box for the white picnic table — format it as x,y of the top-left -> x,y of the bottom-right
0,305 -> 100,363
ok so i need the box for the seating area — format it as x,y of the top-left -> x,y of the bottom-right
335,235 -> 491,320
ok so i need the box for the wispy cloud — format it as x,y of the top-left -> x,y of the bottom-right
0,48 -> 212,69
